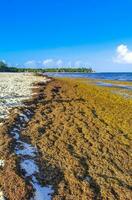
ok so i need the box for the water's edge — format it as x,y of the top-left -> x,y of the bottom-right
45,72 -> 132,81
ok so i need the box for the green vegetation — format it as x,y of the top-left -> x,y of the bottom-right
41,67 -> 94,73
0,61 -> 17,72
0,61 -> 94,73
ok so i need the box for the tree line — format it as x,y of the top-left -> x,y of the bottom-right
0,61 -> 94,73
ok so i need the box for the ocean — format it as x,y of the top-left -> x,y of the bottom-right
45,72 -> 132,81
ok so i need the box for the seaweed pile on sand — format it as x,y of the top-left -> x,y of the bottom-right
0,77 -> 132,200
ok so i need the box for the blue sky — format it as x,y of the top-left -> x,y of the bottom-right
0,0 -> 132,71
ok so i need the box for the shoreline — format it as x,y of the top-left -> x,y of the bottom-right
0,76 -> 132,199
0,73 -> 49,124
0,74 -> 53,200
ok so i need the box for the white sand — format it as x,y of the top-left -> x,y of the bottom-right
0,73 -> 46,121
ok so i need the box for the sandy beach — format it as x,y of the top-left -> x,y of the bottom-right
0,73 -> 48,122
0,75 -> 132,200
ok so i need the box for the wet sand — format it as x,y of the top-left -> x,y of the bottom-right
0,77 -> 132,200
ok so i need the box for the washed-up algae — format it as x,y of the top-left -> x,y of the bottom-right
0,78 -> 132,200
20,78 -> 132,200
0,81 -> 47,200
0,110 -> 31,200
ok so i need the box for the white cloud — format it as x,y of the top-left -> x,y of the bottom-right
24,60 -> 41,68
24,59 -> 62,68
2,59 -> 6,63
114,44 -> 132,64
25,60 -> 35,66
42,59 -> 53,66
67,61 -> 72,67
74,60 -> 82,67
23,59 -> 91,68
56,59 -> 63,67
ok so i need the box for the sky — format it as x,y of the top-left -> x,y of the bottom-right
0,0 -> 132,72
